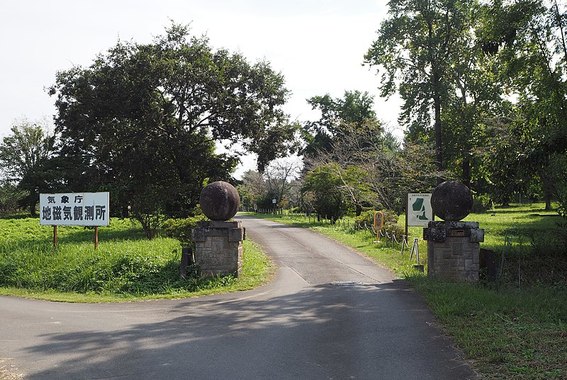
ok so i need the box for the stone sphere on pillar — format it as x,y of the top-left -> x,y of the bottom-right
199,181 -> 240,221
431,181 -> 473,221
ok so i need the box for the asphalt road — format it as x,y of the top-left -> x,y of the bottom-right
0,216 -> 477,379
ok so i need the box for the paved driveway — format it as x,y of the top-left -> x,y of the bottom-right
0,216 -> 477,379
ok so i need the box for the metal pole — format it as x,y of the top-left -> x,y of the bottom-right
405,194 -> 409,240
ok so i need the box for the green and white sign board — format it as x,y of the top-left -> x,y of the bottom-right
407,193 -> 433,227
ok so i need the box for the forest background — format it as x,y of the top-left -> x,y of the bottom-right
0,0 -> 566,237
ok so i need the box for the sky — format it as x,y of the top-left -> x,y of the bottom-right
0,0 -> 402,174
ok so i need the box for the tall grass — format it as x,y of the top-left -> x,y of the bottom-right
0,218 -> 272,302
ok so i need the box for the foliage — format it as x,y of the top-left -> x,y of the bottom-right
0,120 -> 55,216
301,90 -> 379,160
365,0 -> 481,171
238,159 -> 302,212
551,153 -> 567,217
162,215 -> 207,244
49,23 -> 297,237
301,163 -> 347,222
353,209 -> 396,229
0,182 -> 26,215
353,209 -> 405,241
476,0 -> 567,208
471,193 -> 493,213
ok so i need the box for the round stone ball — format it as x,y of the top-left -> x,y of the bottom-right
431,181 -> 473,221
200,181 -> 240,221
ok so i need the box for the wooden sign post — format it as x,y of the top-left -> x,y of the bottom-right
94,226 -> 99,250
53,225 -> 58,248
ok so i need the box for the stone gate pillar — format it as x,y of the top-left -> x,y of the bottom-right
423,181 -> 484,282
192,181 -> 244,277
192,220 -> 244,276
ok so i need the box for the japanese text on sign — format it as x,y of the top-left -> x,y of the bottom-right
40,192 -> 110,226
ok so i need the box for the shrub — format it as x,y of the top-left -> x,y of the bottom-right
162,216 -> 206,244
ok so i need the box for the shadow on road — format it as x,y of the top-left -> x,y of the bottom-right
24,280 -> 475,379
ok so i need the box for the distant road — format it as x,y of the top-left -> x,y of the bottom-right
0,216 -> 476,379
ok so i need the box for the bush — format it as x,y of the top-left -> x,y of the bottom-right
162,216 -> 206,244
354,210 -> 398,230
383,222 -> 406,241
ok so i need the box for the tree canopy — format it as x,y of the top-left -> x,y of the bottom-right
49,23 -> 297,235
0,120 -> 55,215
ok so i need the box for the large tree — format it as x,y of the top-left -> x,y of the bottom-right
478,0 -> 567,208
0,120 -> 55,215
365,0 -> 479,173
50,24 -> 296,236
238,158 -> 301,212
301,90 -> 379,162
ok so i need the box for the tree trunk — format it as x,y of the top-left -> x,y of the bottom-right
433,73 -> 444,176
462,155 -> 471,190
29,200 -> 37,217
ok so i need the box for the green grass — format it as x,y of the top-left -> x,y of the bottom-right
409,277 -> 567,379
0,218 -> 273,302
249,205 -> 567,379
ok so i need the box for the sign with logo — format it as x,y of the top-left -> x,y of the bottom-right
407,193 -> 432,227
40,192 -> 110,226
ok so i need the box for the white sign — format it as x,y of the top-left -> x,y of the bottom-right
407,193 -> 433,227
40,192 -> 110,226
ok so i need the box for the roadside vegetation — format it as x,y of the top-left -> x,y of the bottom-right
251,204 -> 567,379
0,217 -> 272,302
1,2 -> 566,378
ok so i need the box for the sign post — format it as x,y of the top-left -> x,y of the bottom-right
94,226 -> 99,249
40,192 -> 110,249
53,225 -> 58,248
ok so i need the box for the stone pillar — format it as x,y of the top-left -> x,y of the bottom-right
192,220 -> 244,277
192,181 -> 244,277
423,181 -> 484,282
424,221 -> 484,282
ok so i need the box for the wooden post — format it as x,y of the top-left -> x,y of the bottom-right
94,226 -> 99,250
53,225 -> 58,248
